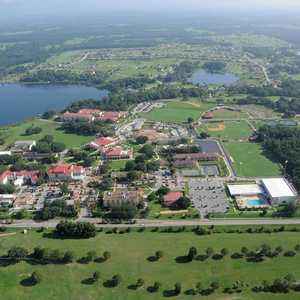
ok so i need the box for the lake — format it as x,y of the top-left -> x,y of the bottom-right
188,69 -> 239,86
0,84 -> 108,126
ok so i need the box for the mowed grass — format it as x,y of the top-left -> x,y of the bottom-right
110,160 -> 131,171
206,121 -> 253,140
1,229 -> 300,300
140,100 -> 215,123
225,141 -> 281,177
211,108 -> 249,119
0,119 -> 94,148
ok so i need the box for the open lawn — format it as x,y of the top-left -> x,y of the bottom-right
211,108 -> 249,120
140,100 -> 215,123
0,119 -> 94,148
292,74 -> 300,81
110,160 -> 131,171
203,120 -> 253,140
225,141 -> 282,177
1,228 -> 300,300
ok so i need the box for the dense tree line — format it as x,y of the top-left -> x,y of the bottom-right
65,84 -> 207,112
21,70 -> 105,85
60,120 -> 114,137
163,61 -> 199,82
104,76 -> 155,92
54,221 -> 96,239
33,135 -> 66,154
230,80 -> 300,98
35,199 -> 78,221
257,125 -> 300,189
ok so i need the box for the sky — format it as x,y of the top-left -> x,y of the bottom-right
1,0 -> 300,18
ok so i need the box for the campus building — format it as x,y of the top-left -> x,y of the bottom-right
62,109 -> 126,123
261,178 -> 298,205
102,147 -> 133,160
48,164 -> 86,181
103,190 -> 144,208
227,177 -> 298,208
87,137 -> 118,151
0,170 -> 40,186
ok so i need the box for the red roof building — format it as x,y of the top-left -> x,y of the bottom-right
202,112 -> 214,119
48,164 -> 85,181
78,109 -> 101,115
0,171 -> 12,185
164,191 -> 184,207
97,111 -> 126,123
63,109 -> 126,123
88,137 -> 118,150
0,170 -> 40,186
63,111 -> 95,122
103,147 -> 133,160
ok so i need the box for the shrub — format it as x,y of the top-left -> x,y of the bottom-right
152,281 -> 161,292
103,251 -> 111,261
30,271 -> 42,285
93,272 -> 100,282
284,250 -> 296,257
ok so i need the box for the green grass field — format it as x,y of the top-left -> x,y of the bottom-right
0,119 -> 94,148
292,74 -> 300,81
225,142 -> 282,177
140,100 -> 215,123
211,108 -> 249,120
1,228 -> 300,300
204,121 -> 253,140
110,160 -> 131,171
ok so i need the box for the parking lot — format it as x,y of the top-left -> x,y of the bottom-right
188,179 -> 229,218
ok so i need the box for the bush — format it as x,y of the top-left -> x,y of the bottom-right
7,246 -> 28,261
155,250 -> 164,260
111,274 -> 122,287
55,221 -> 96,239
103,251 -> 111,261
30,271 -> 42,285
284,250 -> 296,257
63,251 -> 75,263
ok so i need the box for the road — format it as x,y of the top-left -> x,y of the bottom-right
244,55 -> 271,84
6,218 -> 300,229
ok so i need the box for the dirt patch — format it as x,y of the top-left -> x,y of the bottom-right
208,122 -> 225,132
0,232 -> 17,238
186,101 -> 201,108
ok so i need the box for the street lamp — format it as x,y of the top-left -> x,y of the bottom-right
284,160 -> 288,177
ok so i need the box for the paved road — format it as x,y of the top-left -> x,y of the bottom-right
5,218 -> 300,229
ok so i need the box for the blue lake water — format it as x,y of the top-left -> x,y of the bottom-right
189,69 -> 239,86
0,84 -> 108,126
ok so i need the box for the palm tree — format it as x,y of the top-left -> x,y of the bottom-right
153,281 -> 161,292
93,272 -> 100,283
155,250 -> 164,260
103,251 -> 111,261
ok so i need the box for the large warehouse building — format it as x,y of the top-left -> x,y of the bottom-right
261,178 -> 298,205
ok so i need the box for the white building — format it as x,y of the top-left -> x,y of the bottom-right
261,178 -> 298,205
227,184 -> 264,197
0,194 -> 15,207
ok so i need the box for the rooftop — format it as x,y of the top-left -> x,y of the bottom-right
164,191 -> 183,206
262,178 -> 297,198
227,184 -> 263,196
